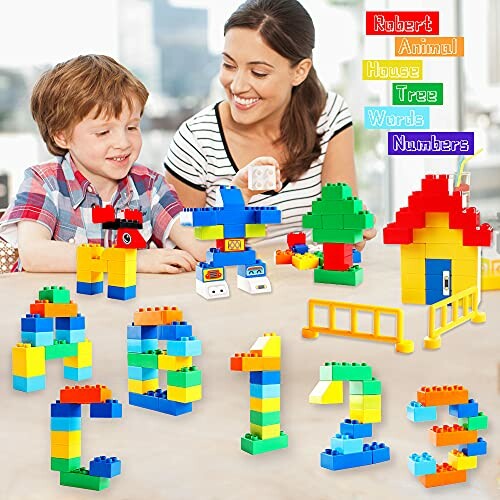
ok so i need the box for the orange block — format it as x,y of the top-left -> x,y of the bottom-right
418,463 -> 466,488
275,249 -> 293,265
133,306 -> 183,326
429,425 -> 478,447
230,353 -> 280,372
60,385 -> 112,404
30,300 -> 78,318
417,385 -> 468,406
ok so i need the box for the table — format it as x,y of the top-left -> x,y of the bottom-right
0,241 -> 497,499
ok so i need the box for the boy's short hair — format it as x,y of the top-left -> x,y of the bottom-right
31,54 -> 149,156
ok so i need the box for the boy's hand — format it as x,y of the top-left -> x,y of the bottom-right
231,157 -> 282,204
354,207 -> 377,251
137,248 -> 197,274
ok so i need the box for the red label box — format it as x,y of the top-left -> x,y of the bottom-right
366,11 -> 439,36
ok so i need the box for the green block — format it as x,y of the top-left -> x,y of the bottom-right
314,266 -> 364,286
321,214 -> 344,229
60,469 -> 110,491
194,225 -> 224,240
392,83 -> 443,106
330,362 -> 372,381
321,183 -> 353,201
313,251 -> 324,267
343,211 -> 374,230
127,350 -> 161,369
349,378 -> 382,395
302,212 -> 323,229
319,363 -> 333,381
312,228 -> 363,244
39,286 -> 71,304
167,366 -> 202,388
459,413 -> 488,431
245,224 -> 266,238
51,457 -> 81,472
312,197 -> 363,215
45,341 -> 79,360
250,410 -> 281,426
240,431 -> 288,455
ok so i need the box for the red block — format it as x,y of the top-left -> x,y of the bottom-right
115,228 -> 147,249
395,208 -> 426,228
449,207 -> 480,230
92,205 -> 115,223
123,209 -> 143,223
421,175 -> 453,195
462,223 -> 493,247
366,11 -> 439,35
60,385 -> 112,404
323,243 -> 353,270
383,224 -> 413,244
287,231 -> 306,249
230,354 -> 244,372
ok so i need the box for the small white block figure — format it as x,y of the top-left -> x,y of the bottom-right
248,164 -> 277,191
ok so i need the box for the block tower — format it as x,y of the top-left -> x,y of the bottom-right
181,186 -> 281,299
309,361 -> 390,471
127,306 -> 202,416
12,286 -> 92,392
303,183 -> 374,285
230,333 -> 288,454
51,385 -> 122,491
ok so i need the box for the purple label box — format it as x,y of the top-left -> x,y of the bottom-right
388,132 -> 474,155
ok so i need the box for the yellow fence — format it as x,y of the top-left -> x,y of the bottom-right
302,299 -> 413,353
481,258 -> 500,291
424,286 -> 486,349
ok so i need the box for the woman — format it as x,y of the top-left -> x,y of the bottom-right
165,0 -> 375,247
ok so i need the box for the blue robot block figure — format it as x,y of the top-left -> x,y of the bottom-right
181,186 -> 281,299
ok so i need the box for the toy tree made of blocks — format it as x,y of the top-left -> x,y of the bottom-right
76,206 -> 146,301
127,306 -> 202,416
406,385 -> 488,488
303,183 -> 374,286
51,385 -> 122,491
12,286 -> 92,392
181,186 -> 281,299
309,362 -> 390,471
230,333 -> 288,455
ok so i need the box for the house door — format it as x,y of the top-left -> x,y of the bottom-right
425,259 -> 452,305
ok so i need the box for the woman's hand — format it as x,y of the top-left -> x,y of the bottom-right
354,208 -> 377,251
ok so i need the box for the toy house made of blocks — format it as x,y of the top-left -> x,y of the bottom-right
383,175 -> 493,305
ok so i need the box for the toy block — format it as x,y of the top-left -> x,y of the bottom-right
45,341 -> 79,360
331,434 -> 364,454
452,275 -> 478,293
12,374 -> 46,392
459,438 -> 487,456
128,366 -> 158,381
12,343 -> 45,377
181,208 -> 218,226
417,385 -> 468,406
107,285 -> 136,300
462,223 -> 493,247
292,253 -> 319,270
60,385 -> 112,404
21,314 -> 53,332
51,417 -> 82,431
323,243 -> 353,271
60,469 -> 110,491
309,380 -> 343,404
51,441 -> 81,459
417,463 -> 466,488
343,211 -> 374,230
63,340 -> 92,368
425,243 -> 479,260
321,182 -> 353,200
51,401 -> 81,418
449,206 -> 480,230
349,379 -> 382,395
320,447 -> 372,471
401,288 -> 426,304
194,225 -> 224,240
219,238 -> 246,253
244,223 -> 266,238
167,367 -> 202,388
51,430 -> 81,446
64,366 -> 92,381
250,371 -> 281,385
452,258 -> 480,277
128,351 -> 160,369
39,286 -> 71,304
339,419 -> 373,439
395,208 -> 426,228
350,395 -> 381,412
157,392 -> 193,416
128,378 -> 158,394
408,452 -> 437,476
215,185 -> 245,207
414,228 -> 462,244
55,313 -> 85,331
21,330 -> 53,347
223,223 -> 246,238
51,457 -> 81,472
158,353 -> 192,371
448,450 -> 477,470
133,307 -> 181,326
321,214 -> 344,227
196,263 -> 225,283
207,247 -> 257,267
107,259 -> 136,275
425,212 -> 450,228
429,425 -> 478,447
30,300 -> 78,318
290,243 -> 308,255
349,409 -> 381,423
406,401 -> 437,422
128,391 -> 160,411
421,174 -> 454,194
371,442 -> 390,463
248,164 -> 277,191
250,410 -> 281,426
314,266 -> 363,286
76,281 -> 103,295
107,272 -> 136,288
330,362 -> 372,381
249,423 -> 281,440
313,197 -> 363,215
102,247 -> 137,262
249,333 -> 281,357
89,456 -> 121,478
401,273 -> 425,289
352,248 -> 361,263
127,338 -> 159,353
449,399 -> 479,418
275,249 -> 293,264
459,413 -> 488,431
240,432 -> 288,455
401,258 -> 425,275
312,228 -> 363,245
158,322 -> 192,341
250,396 -> 280,412
92,205 -> 115,223
287,232 -> 306,248
250,383 -> 280,399
383,224 -> 413,244
400,243 -> 426,259
167,337 -> 202,357
302,212 -> 323,228
253,207 -> 281,224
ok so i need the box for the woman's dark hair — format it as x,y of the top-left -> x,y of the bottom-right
224,0 -> 327,181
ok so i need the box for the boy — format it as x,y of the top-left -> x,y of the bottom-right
0,55 -> 207,273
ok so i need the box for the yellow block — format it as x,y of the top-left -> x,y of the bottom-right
482,274 -> 500,291
224,238 -> 245,251
292,253 -> 319,270
362,59 -> 422,80
401,244 -> 426,260
12,344 -> 46,377
244,225 -> 266,238
63,340 -> 92,368
51,430 -> 81,446
167,385 -> 202,403
448,450 -> 478,470
425,212 -> 450,228
453,258 -> 479,277
401,272 -> 425,289
349,408 -> 381,423
401,258 -> 425,276
250,397 -> 280,413
128,378 -> 158,394
102,247 -> 137,262
452,275 -> 478,293
401,288 -> 426,305
77,244 -> 104,261
309,380 -> 343,405
51,442 -> 81,459
76,270 -> 104,283
194,225 -> 224,240
250,333 -> 281,357
158,354 -> 192,371
349,395 -> 381,411
426,244 -> 478,260
107,259 -> 136,275
413,228 -> 462,244
249,423 -> 281,440
107,271 -> 136,288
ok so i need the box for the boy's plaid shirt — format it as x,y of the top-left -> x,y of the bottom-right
0,154 -> 184,270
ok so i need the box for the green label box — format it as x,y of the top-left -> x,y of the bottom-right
392,83 -> 443,106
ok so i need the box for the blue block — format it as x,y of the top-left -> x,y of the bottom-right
339,419 -> 373,439
217,185 -> 245,208
196,263 -> 225,283
216,209 -> 255,225
167,337 -> 202,357
425,258 -> 451,275
370,442 -> 390,464
223,224 -> 246,238
237,260 -> 267,278
183,208 -> 219,226
253,207 -> 281,224
206,248 -> 256,267
50,417 -> 82,431
127,338 -> 159,353
330,434 -> 364,454
12,374 -> 46,392
250,383 -> 281,399
320,448 -> 372,471
128,366 -> 158,381
21,330 -> 53,347
157,391 -> 193,416
158,321 -> 193,341
406,401 -> 438,422
459,438 -> 487,456
51,401 -> 82,418
127,325 -> 159,340
77,281 -> 103,295
90,399 -> 123,418
55,329 -> 85,344
107,285 -> 136,300
89,456 -> 121,478
129,391 -> 160,411
425,288 -> 448,305
291,244 -> 308,255
64,366 -> 92,381
21,314 -> 53,332
408,452 -> 437,476
352,248 -> 362,263
449,399 -> 479,418
250,371 -> 281,385
55,314 -> 85,331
